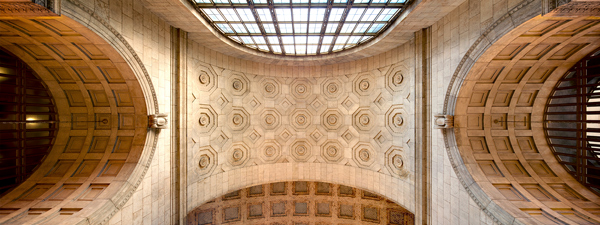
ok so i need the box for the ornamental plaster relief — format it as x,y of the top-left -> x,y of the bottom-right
187,61 -> 414,188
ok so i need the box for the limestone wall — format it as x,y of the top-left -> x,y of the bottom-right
429,0 -> 532,224
87,0 -> 552,224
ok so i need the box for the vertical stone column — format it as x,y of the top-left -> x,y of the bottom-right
414,27 -> 431,225
171,27 -> 188,225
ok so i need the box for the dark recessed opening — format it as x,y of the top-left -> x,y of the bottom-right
0,47 -> 58,197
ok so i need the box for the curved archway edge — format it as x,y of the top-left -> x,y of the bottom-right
442,0 -> 540,224
58,0 -> 161,224
186,162 -> 415,216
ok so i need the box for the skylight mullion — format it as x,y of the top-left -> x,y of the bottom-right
361,6 -> 384,36
316,0 -> 334,55
289,3 -> 297,55
208,8 -> 240,37
247,0 -> 275,53
267,0 -> 287,54
328,0 -> 353,53
305,6 -> 311,35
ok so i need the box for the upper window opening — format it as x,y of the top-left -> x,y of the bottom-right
545,47 -> 600,196
191,0 -> 410,56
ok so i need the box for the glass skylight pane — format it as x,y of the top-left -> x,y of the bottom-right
347,36 -> 362,44
346,8 -> 365,21
328,8 -> 345,21
310,8 -> 326,21
325,23 -> 338,33
340,23 -> 356,33
376,8 -> 398,21
308,23 -> 322,33
267,36 -> 279,44
231,24 -> 248,33
294,23 -> 307,34
282,36 -> 295,44
307,45 -> 318,54
263,24 -> 276,33
195,0 -> 406,56
284,45 -> 295,54
217,24 -> 234,33
230,36 -> 242,42
307,36 -> 320,44
245,23 -> 261,33
272,45 -> 282,53
221,9 -> 240,21
236,9 -> 255,21
257,45 -> 269,51
293,8 -> 309,22
361,8 -> 382,21
361,35 -> 373,42
295,36 -> 307,44
322,36 -> 334,44
296,45 -> 306,55
335,35 -> 349,45
203,9 -> 225,21
320,45 -> 330,53
279,24 -> 293,33
367,23 -> 384,33
354,23 -> 370,33
241,36 -> 255,44
257,8 -> 272,21
276,9 -> 293,21
253,36 -> 267,44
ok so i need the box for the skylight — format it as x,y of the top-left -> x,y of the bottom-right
192,0 -> 409,56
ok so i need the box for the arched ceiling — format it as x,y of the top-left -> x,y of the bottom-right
0,2 -> 154,224
140,0 -> 467,66
188,181 -> 415,224
454,14 -> 600,224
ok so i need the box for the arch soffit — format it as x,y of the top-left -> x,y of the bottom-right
0,1 -> 159,224
185,163 -> 416,216
187,181 -> 415,224
445,0 -> 600,224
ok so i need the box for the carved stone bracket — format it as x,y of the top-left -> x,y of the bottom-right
434,115 -> 453,129
149,113 -> 169,129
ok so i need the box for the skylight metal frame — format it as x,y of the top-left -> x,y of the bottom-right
191,0 -> 408,56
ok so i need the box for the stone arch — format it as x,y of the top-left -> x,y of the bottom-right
0,1 -> 159,224
185,163 -> 415,218
187,180 -> 415,224
444,0 -> 600,224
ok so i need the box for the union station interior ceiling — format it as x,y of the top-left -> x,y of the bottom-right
0,0 -> 600,225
